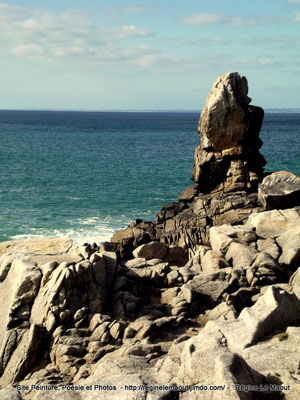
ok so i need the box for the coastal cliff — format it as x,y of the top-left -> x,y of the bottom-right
0,73 -> 300,400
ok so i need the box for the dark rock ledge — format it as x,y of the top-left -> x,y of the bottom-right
1,72 -> 300,400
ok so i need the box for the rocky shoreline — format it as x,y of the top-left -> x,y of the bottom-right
0,72 -> 300,400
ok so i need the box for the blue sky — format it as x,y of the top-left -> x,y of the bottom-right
1,0 -> 300,110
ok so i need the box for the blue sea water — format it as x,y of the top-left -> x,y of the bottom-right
0,111 -> 299,244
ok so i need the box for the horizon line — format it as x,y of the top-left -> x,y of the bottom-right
0,108 -> 300,113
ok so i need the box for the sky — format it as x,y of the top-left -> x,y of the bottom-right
0,0 -> 300,110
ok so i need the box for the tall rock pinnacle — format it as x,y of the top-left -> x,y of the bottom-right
192,72 -> 266,194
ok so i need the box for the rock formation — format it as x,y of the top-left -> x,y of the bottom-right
1,72 -> 300,399
192,72 -> 266,193
112,72 -> 268,257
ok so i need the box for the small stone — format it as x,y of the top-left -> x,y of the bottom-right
89,313 -> 102,331
100,331 -> 111,344
91,322 -> 110,340
123,326 -> 136,340
73,307 -> 88,322
59,309 -> 70,323
109,322 -> 123,340
52,326 -> 65,338
45,312 -> 56,332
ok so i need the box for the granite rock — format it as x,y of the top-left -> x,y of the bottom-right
258,171 -> 300,210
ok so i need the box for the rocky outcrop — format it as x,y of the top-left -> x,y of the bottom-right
112,72 -> 270,257
1,73 -> 300,399
0,204 -> 300,398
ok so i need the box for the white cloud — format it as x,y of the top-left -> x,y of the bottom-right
0,2 -> 164,67
0,2 -> 24,18
182,13 -> 226,26
113,4 -> 154,13
286,0 -> 300,4
10,44 -> 43,58
138,53 -> 180,67
178,37 -> 231,46
106,25 -> 152,38
182,13 -> 280,27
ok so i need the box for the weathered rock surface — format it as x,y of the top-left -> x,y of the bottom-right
247,207 -> 300,238
0,236 -> 72,257
192,72 -> 266,194
199,72 -> 251,151
1,202 -> 299,397
133,242 -> 168,260
0,259 -> 41,347
258,171 -> 300,210
1,73 -> 300,399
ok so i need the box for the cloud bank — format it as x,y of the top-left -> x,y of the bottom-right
182,13 -> 281,27
0,2 -> 174,67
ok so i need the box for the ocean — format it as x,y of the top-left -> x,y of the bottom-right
0,110 -> 299,245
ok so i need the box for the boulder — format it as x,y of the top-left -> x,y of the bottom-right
210,224 -> 256,257
290,267 -> 300,285
182,270 -> 232,307
30,259 -> 105,332
225,242 -> 257,269
132,242 -> 168,260
247,207 -> 300,238
201,250 -> 229,271
110,221 -> 156,260
256,238 -> 280,260
155,285 -> 300,398
258,171 -> 300,210
0,324 -> 43,385
0,237 -> 80,280
155,320 -> 265,396
212,286 -> 300,353
0,259 -> 41,346
124,258 -> 169,285
178,184 -> 198,203
200,301 -> 237,323
277,226 -> 300,270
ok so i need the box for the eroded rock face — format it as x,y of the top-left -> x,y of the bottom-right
192,72 -> 265,194
258,171 -> 300,210
199,72 -> 251,151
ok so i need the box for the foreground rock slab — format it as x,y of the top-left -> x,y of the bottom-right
258,171 -> 300,210
0,236 -> 72,257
